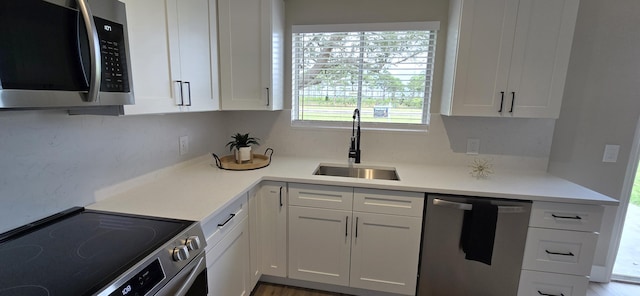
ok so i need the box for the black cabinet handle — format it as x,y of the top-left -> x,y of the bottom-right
217,213 -> 236,227
266,87 -> 270,106
538,291 -> 564,296
345,216 -> 349,237
545,250 -> 574,256
552,214 -> 582,220
509,91 -> 515,113
176,80 -> 184,106
499,91 -> 505,113
185,81 -> 192,106
355,217 -> 359,238
279,186 -> 283,208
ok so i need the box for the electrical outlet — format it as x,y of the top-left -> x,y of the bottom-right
467,138 -> 480,155
179,136 -> 189,156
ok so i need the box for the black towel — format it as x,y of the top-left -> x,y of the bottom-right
459,200 -> 499,265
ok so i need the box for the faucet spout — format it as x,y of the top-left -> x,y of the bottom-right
348,108 -> 361,163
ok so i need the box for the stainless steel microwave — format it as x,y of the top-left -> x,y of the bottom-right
0,0 -> 134,111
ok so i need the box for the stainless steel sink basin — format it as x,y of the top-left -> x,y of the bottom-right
313,164 -> 400,181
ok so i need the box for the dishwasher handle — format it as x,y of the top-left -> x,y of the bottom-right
432,198 -> 525,214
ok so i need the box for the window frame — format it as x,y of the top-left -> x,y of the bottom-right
291,21 -> 440,132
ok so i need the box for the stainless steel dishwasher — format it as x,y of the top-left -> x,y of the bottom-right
418,194 -> 532,296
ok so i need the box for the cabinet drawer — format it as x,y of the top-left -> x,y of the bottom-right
353,188 -> 423,217
530,202 -> 603,232
517,270 -> 588,296
202,195 -> 248,249
522,228 -> 597,276
289,183 -> 353,210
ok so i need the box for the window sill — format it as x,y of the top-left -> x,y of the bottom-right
291,119 -> 428,133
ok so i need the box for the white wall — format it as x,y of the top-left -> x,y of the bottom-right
547,0 -> 640,280
0,110 -> 226,233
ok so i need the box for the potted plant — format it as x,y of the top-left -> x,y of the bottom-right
226,133 -> 260,163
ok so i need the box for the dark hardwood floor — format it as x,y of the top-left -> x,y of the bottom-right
251,282 -> 349,296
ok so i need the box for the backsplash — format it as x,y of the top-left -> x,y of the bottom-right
221,110 -> 555,171
0,110 -> 226,233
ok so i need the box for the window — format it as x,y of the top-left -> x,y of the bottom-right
292,22 -> 439,131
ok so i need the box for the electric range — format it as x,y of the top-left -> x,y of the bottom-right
0,207 -> 206,296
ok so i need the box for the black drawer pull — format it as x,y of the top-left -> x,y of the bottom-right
552,214 -> 582,220
538,291 -> 564,296
499,91 -> 505,112
217,213 -> 236,227
279,186 -> 283,207
545,250 -> 574,256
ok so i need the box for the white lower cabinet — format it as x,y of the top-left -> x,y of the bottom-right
204,196 -> 250,296
288,206 -> 352,286
260,181 -> 288,277
287,183 -> 424,295
518,201 -> 604,296
349,212 -> 422,295
518,270 -> 588,296
248,187 -> 262,289
206,216 -> 250,296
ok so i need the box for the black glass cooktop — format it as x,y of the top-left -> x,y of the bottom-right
0,208 -> 192,296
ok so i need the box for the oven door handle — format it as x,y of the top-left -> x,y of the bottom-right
175,255 -> 206,296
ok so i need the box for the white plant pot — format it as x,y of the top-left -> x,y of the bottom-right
237,146 -> 252,163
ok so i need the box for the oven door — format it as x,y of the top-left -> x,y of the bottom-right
155,252 -> 208,296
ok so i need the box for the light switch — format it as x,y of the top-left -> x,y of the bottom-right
603,144 -> 620,163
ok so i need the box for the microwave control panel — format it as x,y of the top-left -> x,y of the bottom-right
95,17 -> 130,93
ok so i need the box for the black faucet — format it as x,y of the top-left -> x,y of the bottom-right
349,108 -> 361,163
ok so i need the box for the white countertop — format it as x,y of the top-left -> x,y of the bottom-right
87,155 -> 619,224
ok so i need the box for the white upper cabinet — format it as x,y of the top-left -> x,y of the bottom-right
167,0 -> 219,112
122,0 -> 218,115
217,0 -> 284,110
122,0 -> 178,114
441,0 -> 579,118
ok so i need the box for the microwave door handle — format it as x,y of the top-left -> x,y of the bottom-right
77,0 -> 101,102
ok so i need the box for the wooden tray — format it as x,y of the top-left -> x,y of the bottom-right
212,148 -> 273,171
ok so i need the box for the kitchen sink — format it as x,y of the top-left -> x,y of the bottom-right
313,164 -> 400,181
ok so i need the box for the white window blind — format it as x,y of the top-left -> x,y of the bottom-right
292,22 -> 439,130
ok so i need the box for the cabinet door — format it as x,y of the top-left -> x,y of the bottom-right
248,188 -> 261,289
505,0 -> 579,118
167,0 -> 218,112
206,217 -> 250,296
260,182 -> 287,277
122,0 -> 182,114
349,212 -> 422,295
288,206 -> 352,286
218,0 -> 283,110
441,0 -> 519,117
